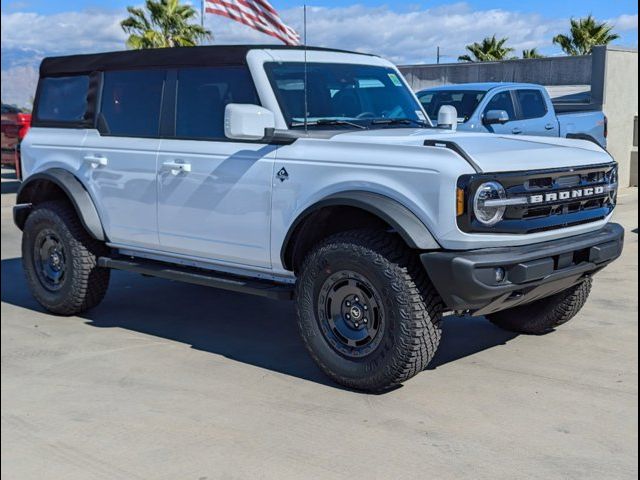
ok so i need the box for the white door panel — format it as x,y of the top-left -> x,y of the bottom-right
82,130 -> 160,249
157,139 -> 276,268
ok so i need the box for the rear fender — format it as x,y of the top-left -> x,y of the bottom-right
14,168 -> 105,241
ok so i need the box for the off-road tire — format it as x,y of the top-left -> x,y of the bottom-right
22,200 -> 110,315
295,229 -> 443,392
487,278 -> 593,335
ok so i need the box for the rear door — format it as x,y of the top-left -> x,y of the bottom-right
156,66 -> 276,269
514,88 -> 559,137
82,69 -> 165,250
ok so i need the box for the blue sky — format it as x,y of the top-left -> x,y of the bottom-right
1,0 -> 637,18
1,1 -> 637,106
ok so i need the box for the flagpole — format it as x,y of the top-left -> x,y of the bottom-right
303,3 -> 308,134
201,0 -> 204,27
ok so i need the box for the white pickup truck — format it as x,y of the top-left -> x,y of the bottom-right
14,45 -> 623,392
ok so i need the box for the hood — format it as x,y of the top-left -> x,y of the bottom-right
327,128 -> 612,173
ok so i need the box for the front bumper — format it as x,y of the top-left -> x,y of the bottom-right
421,223 -> 624,316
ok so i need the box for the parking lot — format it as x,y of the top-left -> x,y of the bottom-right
1,167 -> 637,479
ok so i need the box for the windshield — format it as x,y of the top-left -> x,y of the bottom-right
418,90 -> 486,122
265,62 -> 429,129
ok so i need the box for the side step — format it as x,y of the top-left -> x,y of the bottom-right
98,257 -> 294,301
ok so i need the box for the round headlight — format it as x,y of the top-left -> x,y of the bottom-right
473,181 -> 507,226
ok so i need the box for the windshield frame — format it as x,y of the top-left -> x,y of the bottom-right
264,61 -> 432,130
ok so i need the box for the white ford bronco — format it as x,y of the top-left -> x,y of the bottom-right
15,46 -> 624,392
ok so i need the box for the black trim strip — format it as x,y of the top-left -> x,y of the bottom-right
98,257 -> 293,301
423,139 -> 481,173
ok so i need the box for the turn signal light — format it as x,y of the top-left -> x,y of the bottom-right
456,188 -> 465,216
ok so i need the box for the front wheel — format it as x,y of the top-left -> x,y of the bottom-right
295,230 -> 443,392
487,278 -> 593,335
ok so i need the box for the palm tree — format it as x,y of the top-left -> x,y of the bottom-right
552,15 -> 620,55
458,35 -> 514,62
522,48 -> 545,59
121,0 -> 212,49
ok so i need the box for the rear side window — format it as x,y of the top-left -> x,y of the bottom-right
176,66 -> 259,140
36,76 -> 89,123
484,91 -> 516,120
100,70 -> 166,137
517,89 -> 547,119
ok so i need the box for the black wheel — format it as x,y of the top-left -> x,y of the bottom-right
487,278 -> 592,335
295,230 -> 443,392
22,200 -> 110,315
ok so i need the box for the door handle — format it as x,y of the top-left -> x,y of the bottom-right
162,160 -> 192,175
545,124 -> 555,130
512,127 -> 523,134
83,154 -> 108,168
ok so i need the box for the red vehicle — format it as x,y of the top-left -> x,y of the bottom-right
1,103 -> 32,179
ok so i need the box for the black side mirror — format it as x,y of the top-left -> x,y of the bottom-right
483,110 -> 510,125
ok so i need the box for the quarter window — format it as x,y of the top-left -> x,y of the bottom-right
484,91 -> 516,120
36,76 -> 89,123
517,89 -> 547,119
100,70 -> 166,137
176,66 -> 259,140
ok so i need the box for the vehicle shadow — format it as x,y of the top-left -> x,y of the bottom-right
1,257 -> 517,390
428,316 -> 517,369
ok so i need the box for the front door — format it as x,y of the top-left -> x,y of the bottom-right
481,90 -> 528,136
156,66 -> 275,269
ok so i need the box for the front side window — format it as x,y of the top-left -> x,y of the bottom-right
100,70 -> 166,137
484,91 -> 516,120
36,75 -> 89,123
517,89 -> 547,119
176,66 -> 259,140
419,90 -> 486,122
265,62 -> 428,129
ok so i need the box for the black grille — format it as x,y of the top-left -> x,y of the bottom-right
457,163 -> 617,234
507,196 -> 609,221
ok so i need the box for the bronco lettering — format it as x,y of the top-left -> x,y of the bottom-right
530,186 -> 607,204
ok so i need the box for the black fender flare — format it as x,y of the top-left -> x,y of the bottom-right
15,168 -> 106,241
280,191 -> 441,269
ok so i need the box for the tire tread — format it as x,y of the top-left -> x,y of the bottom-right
295,229 -> 443,392
488,278 -> 592,335
22,200 -> 110,315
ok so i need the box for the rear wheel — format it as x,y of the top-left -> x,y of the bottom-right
22,200 -> 110,315
295,230 -> 443,392
487,278 -> 592,335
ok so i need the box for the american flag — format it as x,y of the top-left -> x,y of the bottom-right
205,0 -> 301,46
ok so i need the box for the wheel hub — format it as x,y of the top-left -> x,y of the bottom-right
342,295 -> 369,328
317,271 -> 384,358
50,252 -> 62,268
33,230 -> 66,291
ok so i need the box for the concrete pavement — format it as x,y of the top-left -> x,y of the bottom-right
1,168 -> 638,480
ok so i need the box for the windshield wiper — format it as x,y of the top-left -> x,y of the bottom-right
291,119 -> 367,130
370,118 -> 429,127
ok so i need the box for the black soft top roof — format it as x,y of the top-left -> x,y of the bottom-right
40,45 -> 374,77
